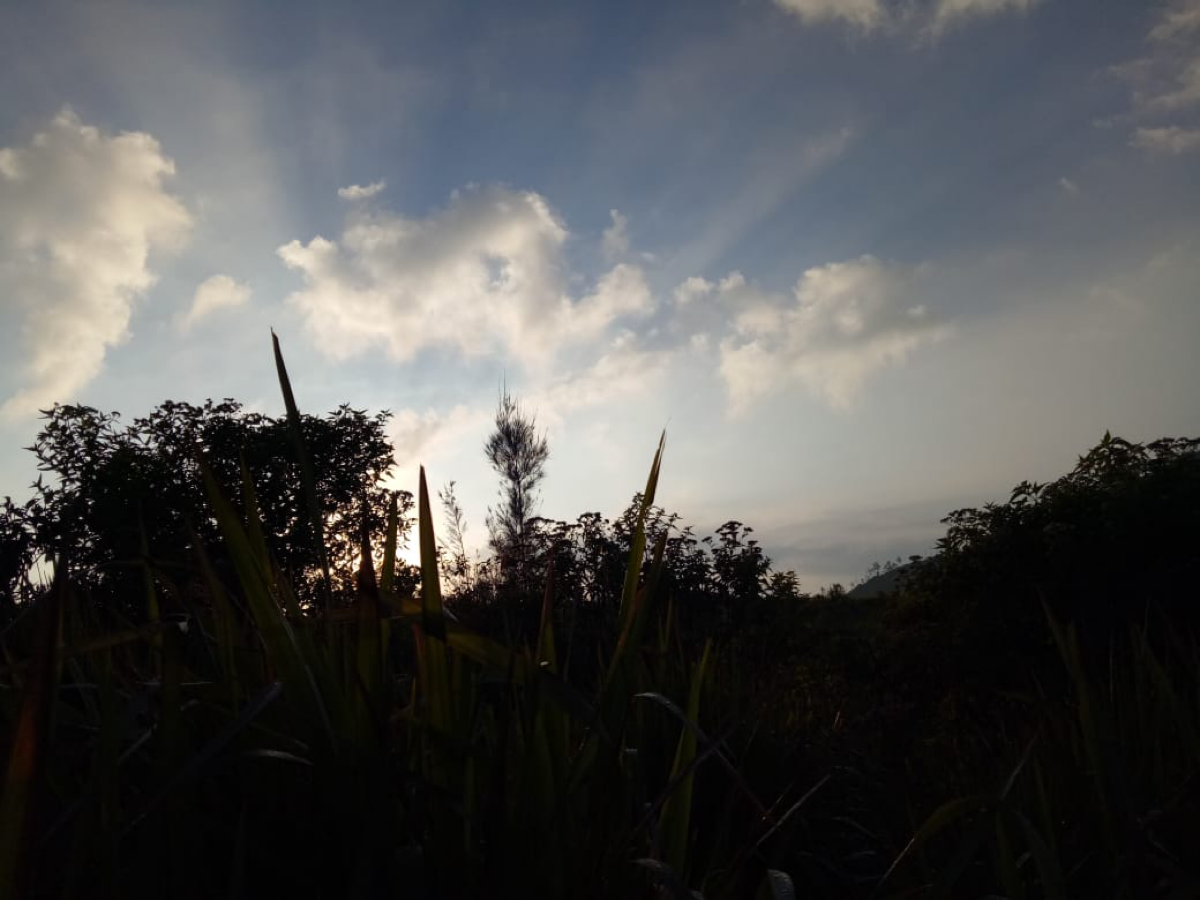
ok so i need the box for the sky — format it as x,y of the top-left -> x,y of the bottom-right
1,0 -> 1198,589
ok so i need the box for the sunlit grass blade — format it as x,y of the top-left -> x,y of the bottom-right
416,465 -> 454,744
617,431 -> 665,633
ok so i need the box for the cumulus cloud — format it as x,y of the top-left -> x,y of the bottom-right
716,256 -> 951,410
536,332 -> 669,413
177,274 -> 251,331
1131,125 -> 1200,154
0,109 -> 191,418
673,275 -> 713,306
278,184 -> 653,367
337,179 -> 387,200
389,404 -> 489,469
602,209 -> 630,261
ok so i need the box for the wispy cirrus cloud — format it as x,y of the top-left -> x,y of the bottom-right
1131,124 -> 1200,155
771,0 -> 1041,36
1107,1 -> 1200,148
0,109 -> 191,418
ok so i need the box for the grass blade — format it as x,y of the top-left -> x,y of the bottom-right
0,567 -> 64,896
271,330 -> 332,612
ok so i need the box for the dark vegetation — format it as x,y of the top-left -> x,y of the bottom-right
1,337 -> 1198,898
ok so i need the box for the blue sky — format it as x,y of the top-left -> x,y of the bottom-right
1,0 -> 1198,587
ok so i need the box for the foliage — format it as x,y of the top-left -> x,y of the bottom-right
484,386 -> 548,589
0,341 -> 808,900
1,333 -> 1198,899
0,399 -> 411,618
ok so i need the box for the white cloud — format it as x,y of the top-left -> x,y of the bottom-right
0,109 -> 191,418
1148,0 -> 1200,43
717,256 -> 951,410
389,404 -> 489,470
177,274 -> 251,331
337,179 -> 387,200
673,275 -> 713,306
536,333 -> 669,413
1130,125 -> 1200,154
1058,176 -> 1079,194
1109,1 -> 1200,143
773,0 -> 1039,36
601,209 -> 630,261
772,0 -> 885,31
1142,57 -> 1200,112
278,184 -> 654,367
928,0 -> 1040,35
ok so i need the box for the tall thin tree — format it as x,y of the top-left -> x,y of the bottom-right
484,386 -> 549,589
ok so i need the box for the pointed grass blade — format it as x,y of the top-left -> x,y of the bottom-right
617,431 -> 665,632
124,682 -> 283,835
271,330 -> 332,612
199,456 -> 335,744
658,639 -> 712,876
380,491 -> 399,595
416,466 -> 453,738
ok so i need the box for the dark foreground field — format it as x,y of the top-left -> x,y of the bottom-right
2,340 -> 1198,898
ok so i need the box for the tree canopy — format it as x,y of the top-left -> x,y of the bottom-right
0,399 -> 410,620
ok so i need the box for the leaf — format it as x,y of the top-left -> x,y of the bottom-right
271,330 -> 332,612
617,431 -> 665,634
758,869 -> 796,900
658,639 -> 712,876
381,491 -> 399,595
0,567 -> 65,896
199,457 -> 335,745
124,681 -> 284,835
876,794 -> 991,892
633,858 -> 704,900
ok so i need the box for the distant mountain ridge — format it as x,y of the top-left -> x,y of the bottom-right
848,562 -> 918,599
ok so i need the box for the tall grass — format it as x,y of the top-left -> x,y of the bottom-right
881,605 -> 1200,898
2,337 -> 1197,898
0,338 -> 802,899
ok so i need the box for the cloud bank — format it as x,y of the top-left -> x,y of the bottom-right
713,256 -> 950,410
278,185 -> 653,367
0,109 -> 191,418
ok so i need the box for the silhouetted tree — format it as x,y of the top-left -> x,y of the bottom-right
484,387 -> 548,592
13,399 -> 411,617
438,480 -> 472,593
